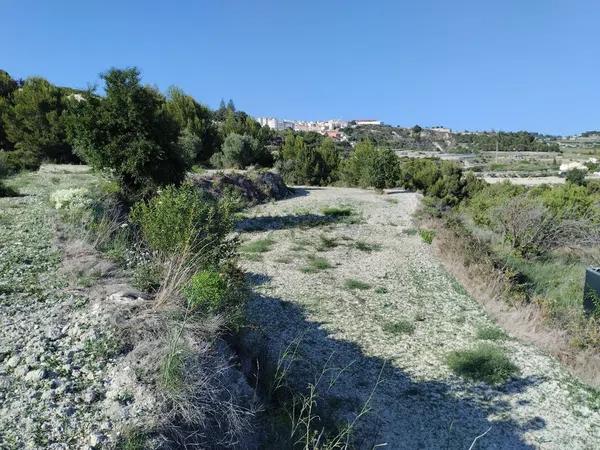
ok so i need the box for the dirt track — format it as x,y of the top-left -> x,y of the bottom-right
240,186 -> 600,449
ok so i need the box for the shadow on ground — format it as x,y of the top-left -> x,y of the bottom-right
240,290 -> 545,449
237,213 -> 348,232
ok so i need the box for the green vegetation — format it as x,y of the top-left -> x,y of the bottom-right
131,184 -> 236,260
67,68 -> 189,202
455,131 -> 560,152
344,278 -> 371,290
241,237 -> 275,253
322,205 -> 354,217
353,240 -> 381,252
183,270 -> 233,314
447,343 -> 519,384
476,326 -> 508,341
418,229 -> 436,244
383,319 -> 415,335
300,255 -> 333,273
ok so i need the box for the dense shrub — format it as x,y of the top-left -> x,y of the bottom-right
341,141 -> 400,189
462,182 -> 525,226
399,158 -> 482,209
210,132 -> 272,169
131,184 -> 237,264
68,68 -> 188,203
565,168 -> 587,186
183,270 -> 230,313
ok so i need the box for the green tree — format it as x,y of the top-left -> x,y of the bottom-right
68,67 -> 188,202
317,138 -> 340,184
211,133 -> 257,168
165,86 -> 220,163
2,76 -> 75,164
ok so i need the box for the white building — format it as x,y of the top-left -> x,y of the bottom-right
354,119 -> 382,126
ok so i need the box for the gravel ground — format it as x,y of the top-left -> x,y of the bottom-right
0,166 -> 156,449
240,186 -> 600,449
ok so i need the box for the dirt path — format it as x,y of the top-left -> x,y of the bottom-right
239,186 -> 600,449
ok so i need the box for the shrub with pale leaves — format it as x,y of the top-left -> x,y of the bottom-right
50,188 -> 91,210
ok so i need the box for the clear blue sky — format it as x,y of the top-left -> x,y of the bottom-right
2,0 -> 598,135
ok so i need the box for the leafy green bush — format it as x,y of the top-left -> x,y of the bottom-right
565,168 -> 587,186
419,229 -> 436,244
131,184 -> 236,263
447,343 -> 519,384
68,68 -> 188,203
210,132 -> 271,169
183,270 -> 230,313
341,141 -> 400,189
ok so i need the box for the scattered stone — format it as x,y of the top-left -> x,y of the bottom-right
24,368 -> 46,383
5,355 -> 21,368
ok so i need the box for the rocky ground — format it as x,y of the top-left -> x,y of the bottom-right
0,166 -> 158,449
239,186 -> 600,449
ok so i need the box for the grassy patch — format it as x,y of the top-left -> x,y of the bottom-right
353,240 -> 381,252
447,343 -> 519,384
383,319 -> 415,335
84,335 -> 123,361
322,205 -> 354,217
476,325 -> 508,341
241,237 -> 275,253
419,228 -> 436,244
317,234 -> 338,251
301,255 -> 333,273
344,278 -> 371,290
160,341 -> 186,392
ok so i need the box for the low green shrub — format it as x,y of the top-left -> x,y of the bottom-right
476,325 -> 507,341
183,270 -> 230,313
131,184 -> 236,264
300,255 -> 333,273
322,205 -> 353,217
447,343 -> 518,384
419,228 -> 436,244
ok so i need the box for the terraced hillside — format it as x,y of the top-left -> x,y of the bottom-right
239,186 -> 600,449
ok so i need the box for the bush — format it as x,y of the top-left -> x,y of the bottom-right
68,68 -> 188,203
565,168 -> 587,186
446,343 -> 518,384
419,229 -> 436,244
131,184 -> 237,264
0,180 -> 17,197
341,141 -> 400,189
211,132 -> 272,169
476,326 -> 507,341
183,270 -> 230,313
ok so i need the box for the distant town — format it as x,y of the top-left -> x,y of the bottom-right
255,117 -> 453,140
